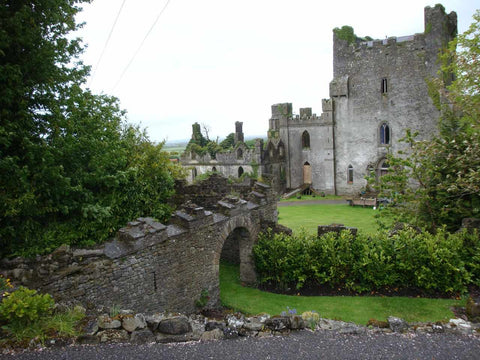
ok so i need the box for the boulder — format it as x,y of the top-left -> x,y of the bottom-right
265,316 -> 290,331
97,315 -> 121,330
157,316 -> 192,335
130,329 -> 156,344
226,314 -> 245,329
98,329 -> 129,343
388,316 -> 409,333
289,315 -> 305,330
449,318 -> 472,335
145,313 -> 165,331
122,316 -> 138,332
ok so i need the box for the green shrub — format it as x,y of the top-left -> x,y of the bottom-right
0,287 -> 54,324
0,288 -> 85,344
254,227 -> 478,295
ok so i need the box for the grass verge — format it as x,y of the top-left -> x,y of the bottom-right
279,203 -> 379,234
220,262 -> 463,325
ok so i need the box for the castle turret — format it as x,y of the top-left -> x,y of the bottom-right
234,121 -> 244,144
424,4 -> 457,78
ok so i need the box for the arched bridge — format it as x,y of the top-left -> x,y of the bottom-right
1,181 -> 278,314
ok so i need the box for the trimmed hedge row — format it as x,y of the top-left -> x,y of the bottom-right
253,227 -> 480,295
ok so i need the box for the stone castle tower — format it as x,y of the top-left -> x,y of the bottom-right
182,5 -> 457,196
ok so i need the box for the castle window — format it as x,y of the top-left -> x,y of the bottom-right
192,167 -> 197,180
278,143 -> 285,158
236,147 -> 243,159
238,166 -> 244,178
212,166 -> 217,172
377,159 -> 390,179
347,165 -> 354,184
381,78 -> 388,94
302,130 -> 310,149
380,123 -> 390,145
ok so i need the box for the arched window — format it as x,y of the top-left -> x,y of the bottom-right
236,147 -> 243,159
347,165 -> 354,183
267,143 -> 275,159
380,123 -> 390,145
192,167 -> 197,180
278,143 -> 285,158
212,166 -> 217,172
302,130 -> 310,149
377,159 -> 390,179
238,167 -> 244,178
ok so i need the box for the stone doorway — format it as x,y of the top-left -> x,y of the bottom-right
303,162 -> 312,184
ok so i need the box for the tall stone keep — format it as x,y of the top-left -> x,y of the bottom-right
330,4 -> 457,195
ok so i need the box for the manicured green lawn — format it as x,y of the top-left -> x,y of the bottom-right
279,203 -> 379,234
280,194 -> 344,202
220,262 -> 463,324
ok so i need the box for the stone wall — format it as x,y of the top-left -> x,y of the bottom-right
0,178 -> 278,315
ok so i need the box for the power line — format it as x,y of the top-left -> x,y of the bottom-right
112,0 -> 172,91
88,0 -> 128,87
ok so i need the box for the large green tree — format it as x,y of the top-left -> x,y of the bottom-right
374,10 -> 480,231
0,1 -> 179,257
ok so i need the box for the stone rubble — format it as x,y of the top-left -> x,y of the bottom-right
76,309 -> 480,345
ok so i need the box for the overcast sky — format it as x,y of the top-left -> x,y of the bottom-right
75,0 -> 478,143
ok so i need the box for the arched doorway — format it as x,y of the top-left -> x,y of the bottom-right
220,227 -> 248,265
216,217 -> 257,286
303,161 -> 312,184
238,166 -> 244,178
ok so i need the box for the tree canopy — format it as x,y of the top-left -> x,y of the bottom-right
0,1 -> 181,257
373,10 -> 480,232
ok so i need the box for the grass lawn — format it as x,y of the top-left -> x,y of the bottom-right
220,262 -> 463,325
279,203 -> 380,234
280,194 -> 344,202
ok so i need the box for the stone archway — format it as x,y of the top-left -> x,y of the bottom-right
215,216 -> 258,285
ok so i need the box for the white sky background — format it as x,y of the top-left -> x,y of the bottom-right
75,0 -> 478,143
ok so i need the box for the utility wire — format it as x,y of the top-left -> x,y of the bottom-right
88,0 -> 128,87
112,0 -> 172,91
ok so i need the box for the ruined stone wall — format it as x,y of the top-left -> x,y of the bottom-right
1,178 -> 278,315
331,5 -> 457,195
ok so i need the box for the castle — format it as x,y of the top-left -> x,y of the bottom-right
181,5 -> 457,196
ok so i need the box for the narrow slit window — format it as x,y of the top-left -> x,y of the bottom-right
381,78 -> 388,94
347,165 -> 354,184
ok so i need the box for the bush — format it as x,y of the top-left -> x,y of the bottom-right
253,227 -> 478,295
0,287 -> 54,324
0,287 -> 85,345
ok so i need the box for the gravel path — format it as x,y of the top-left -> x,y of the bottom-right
4,330 -> 480,360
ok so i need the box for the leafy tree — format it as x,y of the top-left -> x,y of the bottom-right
0,1 -> 180,257
219,133 -> 235,149
373,11 -> 480,231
